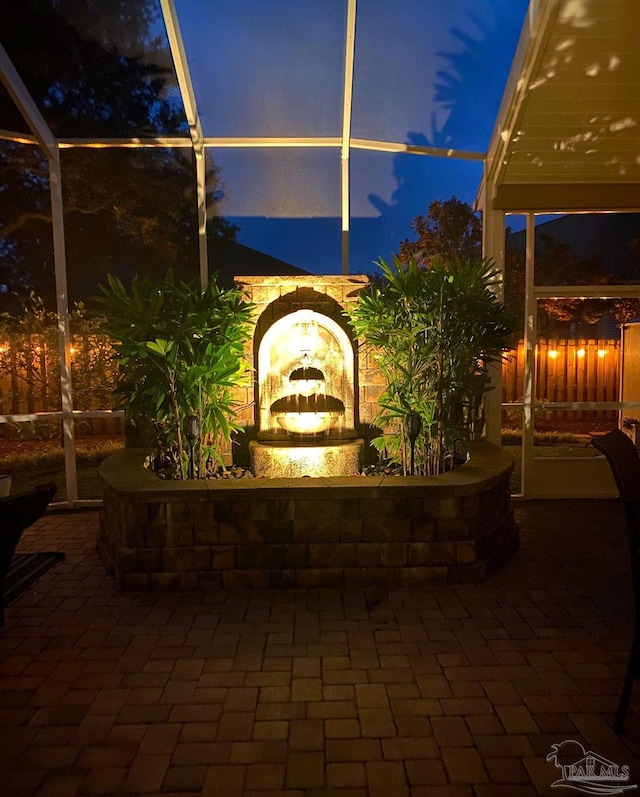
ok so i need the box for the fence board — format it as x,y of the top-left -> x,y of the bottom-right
0,331 -> 121,436
502,338 -> 620,427
1,335 -> 623,432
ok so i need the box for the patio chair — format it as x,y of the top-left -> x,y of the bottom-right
0,482 -> 57,628
590,429 -> 640,732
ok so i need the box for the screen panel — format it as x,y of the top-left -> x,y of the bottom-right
209,148 -> 342,276
61,147 -> 200,305
349,148 -> 483,276
535,213 -> 640,286
176,0 -> 346,137
0,0 -> 186,138
351,0 -> 528,151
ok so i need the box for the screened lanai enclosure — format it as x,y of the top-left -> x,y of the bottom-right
1,0 -> 640,505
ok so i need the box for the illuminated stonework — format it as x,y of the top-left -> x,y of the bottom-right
258,308 -> 354,440
99,441 -> 519,589
249,439 -> 363,478
235,276 -> 371,478
99,281 -> 520,587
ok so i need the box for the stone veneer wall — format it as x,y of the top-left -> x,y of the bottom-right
98,441 -> 519,590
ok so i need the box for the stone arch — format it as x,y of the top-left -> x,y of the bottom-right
256,308 -> 356,439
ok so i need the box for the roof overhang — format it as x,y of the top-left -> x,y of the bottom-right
482,0 -> 640,214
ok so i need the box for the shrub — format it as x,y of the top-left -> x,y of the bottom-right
94,271 -> 254,478
347,255 -> 516,475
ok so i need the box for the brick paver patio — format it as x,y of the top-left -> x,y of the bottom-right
1,499 -> 639,795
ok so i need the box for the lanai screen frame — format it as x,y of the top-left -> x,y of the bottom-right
2,0 -> 638,504
480,0 -> 640,498
0,0 -> 485,507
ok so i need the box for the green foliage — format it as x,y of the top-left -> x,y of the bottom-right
347,255 -> 516,475
399,196 -> 482,265
93,271 -> 254,479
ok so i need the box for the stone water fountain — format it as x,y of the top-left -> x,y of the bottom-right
249,303 -> 364,478
212,275 -> 374,477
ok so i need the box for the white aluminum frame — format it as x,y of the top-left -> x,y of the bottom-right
0,3 -> 486,507
0,43 -> 78,503
2,1 -> 637,503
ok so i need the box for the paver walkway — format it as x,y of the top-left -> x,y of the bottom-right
1,499 -> 639,796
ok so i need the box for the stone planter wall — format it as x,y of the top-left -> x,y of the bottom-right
98,441 -> 519,590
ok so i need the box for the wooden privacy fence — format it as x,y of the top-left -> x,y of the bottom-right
0,334 -> 622,433
0,332 -> 122,437
502,338 -> 620,425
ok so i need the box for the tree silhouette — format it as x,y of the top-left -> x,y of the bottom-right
398,196 -> 482,264
0,0 -> 237,308
431,7 -> 527,152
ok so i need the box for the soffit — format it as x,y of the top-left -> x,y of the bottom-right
487,0 -> 640,212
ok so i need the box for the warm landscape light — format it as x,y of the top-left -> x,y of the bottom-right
577,348 -> 586,358
598,349 -> 607,358
548,349 -> 558,359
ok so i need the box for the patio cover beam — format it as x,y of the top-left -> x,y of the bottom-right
351,138 -> 484,161
0,130 -> 38,145
57,138 -> 193,148
341,0 -> 357,275
3,133 -> 489,162
159,0 -> 208,288
480,163 -> 505,446
483,0 -> 559,200
0,44 -> 57,161
50,160 -> 79,505
493,183 -> 640,213
522,212 -> 536,498
0,44 -> 78,504
204,137 -> 342,148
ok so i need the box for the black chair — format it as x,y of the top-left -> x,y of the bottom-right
0,482 -> 57,628
591,429 -> 640,732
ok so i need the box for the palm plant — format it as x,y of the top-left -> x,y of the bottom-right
347,255 -> 515,475
94,270 -> 254,479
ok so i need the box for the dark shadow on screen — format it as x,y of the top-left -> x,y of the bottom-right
362,4 -> 528,271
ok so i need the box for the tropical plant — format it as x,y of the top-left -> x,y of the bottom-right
347,255 -> 516,475
93,271 -> 254,479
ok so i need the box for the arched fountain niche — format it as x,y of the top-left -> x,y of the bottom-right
250,308 -> 364,477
